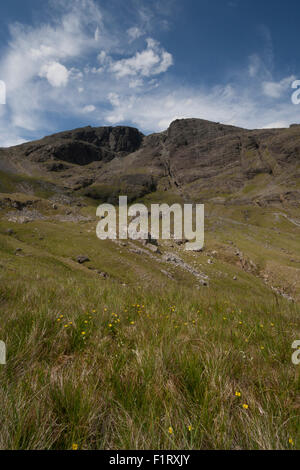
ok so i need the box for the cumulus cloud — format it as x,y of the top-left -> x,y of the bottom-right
0,0 -> 176,145
0,0 -> 109,139
109,38 -> 173,78
39,62 -> 69,87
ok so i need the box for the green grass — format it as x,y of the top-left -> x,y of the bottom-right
0,203 -> 299,450
0,170 -> 57,199
0,272 -> 299,450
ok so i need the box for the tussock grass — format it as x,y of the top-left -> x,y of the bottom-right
0,202 -> 299,450
0,268 -> 299,450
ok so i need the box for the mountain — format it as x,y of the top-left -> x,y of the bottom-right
1,118 -> 300,449
0,118 -> 299,303
1,118 -> 300,206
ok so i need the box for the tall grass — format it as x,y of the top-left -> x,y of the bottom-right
0,271 -> 299,450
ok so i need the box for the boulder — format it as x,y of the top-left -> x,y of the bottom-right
76,255 -> 90,264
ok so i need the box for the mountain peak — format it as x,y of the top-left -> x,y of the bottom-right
0,119 -> 299,207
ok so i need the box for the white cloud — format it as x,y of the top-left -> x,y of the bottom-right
0,0 -> 300,148
248,55 -> 261,78
103,76 -> 300,134
262,76 -> 295,98
94,26 -> 100,41
39,62 -> 69,87
263,121 -> 289,129
98,51 -> 107,64
0,0 -> 175,145
129,78 -> 144,88
82,104 -> 96,113
0,135 -> 28,148
108,92 -> 120,107
109,38 -> 173,78
0,0 -> 108,138
127,27 -> 143,40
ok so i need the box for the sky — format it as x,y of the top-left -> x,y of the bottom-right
1,0 -> 300,147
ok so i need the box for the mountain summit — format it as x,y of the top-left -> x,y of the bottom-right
1,118 -> 300,206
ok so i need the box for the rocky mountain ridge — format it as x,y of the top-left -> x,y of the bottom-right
0,118 -> 300,206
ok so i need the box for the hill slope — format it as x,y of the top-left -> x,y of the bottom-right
1,118 -> 300,204
0,119 -> 299,449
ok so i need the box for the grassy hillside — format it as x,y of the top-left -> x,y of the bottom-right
0,190 -> 299,450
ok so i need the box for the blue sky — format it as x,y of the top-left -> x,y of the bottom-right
0,0 -> 300,146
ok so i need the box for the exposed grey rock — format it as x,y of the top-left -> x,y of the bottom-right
55,213 -> 93,223
97,271 -> 108,278
6,209 -> 47,223
76,255 -> 90,264
160,269 -> 173,279
197,280 -> 208,287
141,233 -> 158,246
129,247 -> 144,255
174,238 -> 188,246
162,253 -> 180,263
147,244 -> 161,254
162,252 -> 208,285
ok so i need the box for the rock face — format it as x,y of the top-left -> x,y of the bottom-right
15,125 -> 144,167
1,118 -> 300,207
